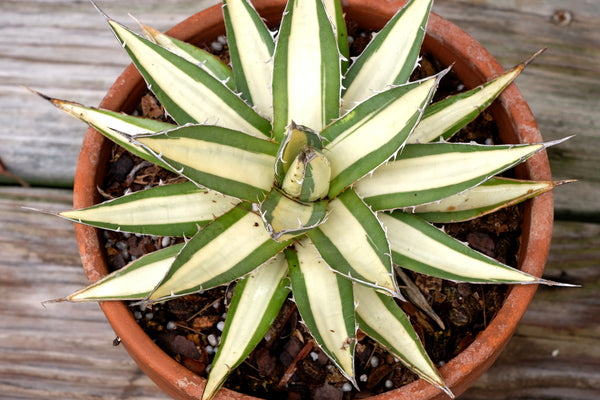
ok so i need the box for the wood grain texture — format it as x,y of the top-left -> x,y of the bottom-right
1,1 -> 599,399
461,220 -> 600,399
1,0 -> 220,187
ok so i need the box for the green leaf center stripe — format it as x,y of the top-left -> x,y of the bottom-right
109,21 -> 270,138
325,78 -> 436,194
341,0 -> 432,112
149,208 -> 288,301
380,212 -> 538,283
224,0 -> 274,118
355,143 -> 544,207
136,126 -> 278,200
309,191 -> 396,294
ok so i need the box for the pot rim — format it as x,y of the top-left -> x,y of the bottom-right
72,1 -> 552,399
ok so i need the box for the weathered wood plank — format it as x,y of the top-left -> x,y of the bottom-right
2,0 -> 599,218
1,0 -> 220,187
462,220 -> 600,399
2,2 -> 600,399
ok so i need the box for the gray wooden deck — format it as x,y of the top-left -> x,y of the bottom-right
1,1 -> 598,399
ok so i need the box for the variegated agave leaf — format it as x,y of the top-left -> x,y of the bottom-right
341,0 -> 433,113
61,244 -> 182,302
354,283 -> 452,397
41,0 -> 573,399
222,0 -> 275,117
59,182 -> 239,237
108,18 -> 272,137
408,177 -> 571,223
409,49 -> 547,144
287,239 -> 357,384
202,254 -> 290,400
140,24 -> 236,91
29,90 -> 176,171
308,189 -> 398,296
354,138 -> 568,211
130,124 -> 278,202
272,0 -> 341,140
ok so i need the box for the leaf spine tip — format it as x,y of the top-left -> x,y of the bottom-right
89,0 -> 110,22
542,135 -> 574,148
22,206 -> 57,217
22,86 -> 52,102
440,385 -> 455,399
528,275 -> 579,288
391,290 -> 405,301
523,48 -> 547,67
555,179 -> 578,187
41,297 -> 69,306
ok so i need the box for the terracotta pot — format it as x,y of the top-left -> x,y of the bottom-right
73,0 -> 553,399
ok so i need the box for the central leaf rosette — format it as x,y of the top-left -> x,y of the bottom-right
281,146 -> 330,202
261,123 -> 331,241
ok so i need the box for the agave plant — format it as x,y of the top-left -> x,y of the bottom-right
38,0 -> 569,398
